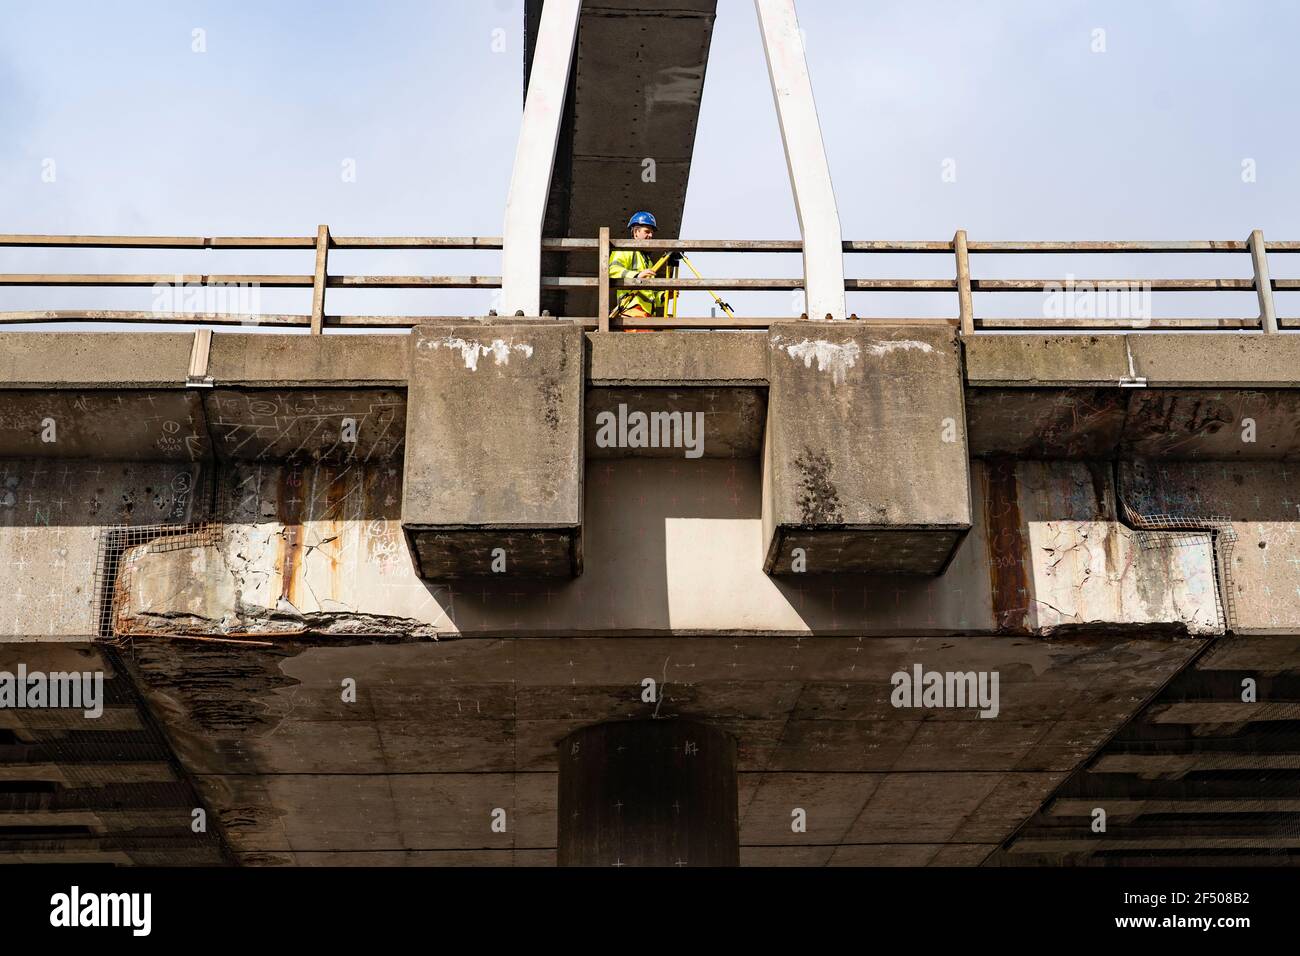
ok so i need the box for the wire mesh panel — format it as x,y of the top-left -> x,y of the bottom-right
1121,499 -> 1239,632
92,522 -> 222,645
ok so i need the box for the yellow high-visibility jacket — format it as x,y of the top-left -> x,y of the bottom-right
608,249 -> 665,315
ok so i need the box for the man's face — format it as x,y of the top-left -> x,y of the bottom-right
631,225 -> 655,240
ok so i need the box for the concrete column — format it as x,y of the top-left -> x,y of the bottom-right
557,720 -> 738,867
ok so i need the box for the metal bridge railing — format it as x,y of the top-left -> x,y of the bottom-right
1,228 -> 1295,333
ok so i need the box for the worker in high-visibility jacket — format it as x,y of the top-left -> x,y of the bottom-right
608,211 -> 668,321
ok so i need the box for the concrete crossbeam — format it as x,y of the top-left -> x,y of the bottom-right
762,322 -> 971,574
402,322 -> 585,578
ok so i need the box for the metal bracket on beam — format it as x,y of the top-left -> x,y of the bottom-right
501,0 -> 582,317
755,0 -> 846,321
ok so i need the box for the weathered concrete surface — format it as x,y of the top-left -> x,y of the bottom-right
967,334 -> 1300,389
966,389 -> 1127,459
982,460 -> 1220,635
586,387 -> 765,458
763,322 -> 971,574
1128,335 -> 1300,387
1121,390 -> 1300,459
0,643 -> 228,865
115,631 -> 1201,865
964,334 -> 1133,387
1120,459 -> 1300,634
0,385 -> 403,464
965,334 -> 1300,460
402,323 -> 584,578
117,458 -> 994,636
0,332 -> 192,388
968,388 -> 1300,461
0,458 -> 203,641
0,390 -> 209,460
114,462 -> 441,639
991,634 -> 1300,865
206,333 -> 408,387
586,331 -> 768,386
110,456 -> 1245,638
205,388 -> 405,463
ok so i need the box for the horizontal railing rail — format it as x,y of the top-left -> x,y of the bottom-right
1,228 -> 1294,333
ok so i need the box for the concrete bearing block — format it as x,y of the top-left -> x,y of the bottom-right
402,322 -> 584,579
763,322 -> 971,575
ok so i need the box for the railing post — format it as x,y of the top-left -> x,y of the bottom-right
598,227 -> 610,332
1248,228 -> 1278,334
310,224 -> 330,334
186,328 -> 212,386
953,229 -> 974,335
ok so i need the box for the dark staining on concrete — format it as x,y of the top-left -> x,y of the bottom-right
983,459 -> 1030,634
965,388 -> 1127,459
1130,393 -> 1234,442
126,636 -> 302,737
413,528 -> 575,579
793,448 -> 843,524
1083,460 -> 1111,519
539,377 -> 562,432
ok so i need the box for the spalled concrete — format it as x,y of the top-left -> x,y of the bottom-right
984,460 -> 1221,635
1119,458 -> 1300,634
402,323 -> 584,579
763,322 -> 971,574
0,458 -> 203,641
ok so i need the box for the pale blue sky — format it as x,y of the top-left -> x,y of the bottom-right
1,0 -> 1296,322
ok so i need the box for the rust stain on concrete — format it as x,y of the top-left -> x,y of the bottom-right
278,467 -> 305,607
983,459 -> 1030,634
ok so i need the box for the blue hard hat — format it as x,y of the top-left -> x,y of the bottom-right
627,211 -> 657,230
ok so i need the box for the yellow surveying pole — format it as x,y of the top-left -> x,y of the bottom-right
666,259 -> 679,319
608,250 -> 736,321
678,254 -> 736,319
